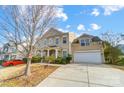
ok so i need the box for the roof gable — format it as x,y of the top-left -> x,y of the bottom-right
73,33 -> 101,43
42,28 -> 64,39
78,33 -> 94,39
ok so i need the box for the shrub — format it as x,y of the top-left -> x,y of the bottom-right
0,60 -> 3,65
23,58 -> 28,63
117,58 -> 124,66
55,57 -> 62,64
66,54 -> 72,64
48,56 -> 56,63
23,56 -> 42,63
103,41 -> 122,64
55,57 -> 66,64
31,56 -> 42,63
42,55 -> 72,64
43,56 -> 49,63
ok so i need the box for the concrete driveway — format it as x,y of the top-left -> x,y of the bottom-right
38,64 -> 124,87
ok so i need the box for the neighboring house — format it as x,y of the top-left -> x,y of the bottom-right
0,43 -> 23,60
38,28 -> 76,58
38,28 -> 105,64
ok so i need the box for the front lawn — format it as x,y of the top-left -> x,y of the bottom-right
0,64 -> 58,87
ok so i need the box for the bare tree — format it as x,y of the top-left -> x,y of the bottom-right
101,31 -> 124,64
0,5 -> 57,76
101,31 -> 123,46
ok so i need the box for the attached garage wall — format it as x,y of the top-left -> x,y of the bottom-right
74,50 -> 104,64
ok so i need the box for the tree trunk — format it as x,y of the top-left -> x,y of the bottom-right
25,58 -> 31,76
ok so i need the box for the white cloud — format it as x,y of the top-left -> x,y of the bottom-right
119,40 -> 124,44
56,7 -> 68,21
57,28 -> 69,32
66,25 -> 71,29
91,8 -> 100,16
101,5 -> 124,16
90,23 -> 101,30
77,24 -> 85,31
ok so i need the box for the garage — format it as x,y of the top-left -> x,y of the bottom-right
74,50 -> 103,64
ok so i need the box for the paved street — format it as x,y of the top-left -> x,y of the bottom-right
38,63 -> 124,87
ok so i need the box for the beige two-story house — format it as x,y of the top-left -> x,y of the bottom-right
38,28 -> 76,58
38,28 -> 105,64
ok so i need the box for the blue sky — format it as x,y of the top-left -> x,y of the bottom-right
56,5 -> 124,39
0,5 -> 124,46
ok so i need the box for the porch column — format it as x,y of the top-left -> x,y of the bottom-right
47,49 -> 49,57
55,49 -> 58,58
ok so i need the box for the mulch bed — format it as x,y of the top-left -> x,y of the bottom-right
0,64 -> 59,87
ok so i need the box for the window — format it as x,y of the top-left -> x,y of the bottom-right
49,38 -> 53,45
63,37 -> 67,44
44,39 -> 47,45
80,39 -> 85,46
56,38 -> 59,44
85,39 -> 90,46
80,39 -> 90,46
63,51 -> 67,57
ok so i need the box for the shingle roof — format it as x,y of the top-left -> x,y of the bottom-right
73,33 -> 102,43
41,28 -> 64,39
92,36 -> 102,42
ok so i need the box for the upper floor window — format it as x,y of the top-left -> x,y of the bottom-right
44,39 -> 47,45
80,39 -> 90,46
63,37 -> 67,44
85,39 -> 90,46
49,38 -> 53,45
80,39 -> 85,46
55,38 -> 59,44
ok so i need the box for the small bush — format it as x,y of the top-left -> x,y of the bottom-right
55,57 -> 62,64
31,56 -> 42,63
48,56 -> 56,63
117,58 -> 124,66
55,57 -> 66,64
23,58 -> 28,63
44,56 -> 56,63
66,54 -> 72,64
43,57 -> 49,63
0,60 -> 4,65
23,56 -> 42,63
43,55 -> 72,64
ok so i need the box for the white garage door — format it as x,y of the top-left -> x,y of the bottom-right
74,50 -> 103,64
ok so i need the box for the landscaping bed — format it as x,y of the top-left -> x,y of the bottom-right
0,64 -> 59,87
109,64 -> 124,71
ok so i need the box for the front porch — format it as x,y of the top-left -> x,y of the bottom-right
40,47 -> 66,58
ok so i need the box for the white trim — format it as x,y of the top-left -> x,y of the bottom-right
75,50 -> 101,53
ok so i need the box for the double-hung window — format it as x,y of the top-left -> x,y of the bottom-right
44,39 -> 47,45
85,39 -> 90,46
80,39 -> 85,46
56,38 -> 59,44
63,37 -> 67,44
80,39 -> 90,46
